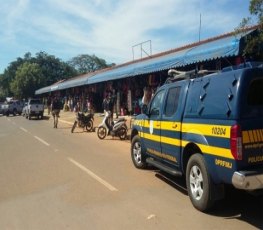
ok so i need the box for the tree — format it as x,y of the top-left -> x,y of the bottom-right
0,52 -> 78,99
0,57 -> 25,97
237,0 -> 263,59
68,54 -> 113,74
33,51 -> 78,86
10,62 -> 45,99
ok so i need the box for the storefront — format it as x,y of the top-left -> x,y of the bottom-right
35,27 -> 258,115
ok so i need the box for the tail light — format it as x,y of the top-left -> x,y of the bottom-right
230,124 -> 243,160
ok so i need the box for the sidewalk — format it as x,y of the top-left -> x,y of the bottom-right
47,109 -> 134,136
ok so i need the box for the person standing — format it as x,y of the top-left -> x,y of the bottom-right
47,96 -> 52,115
51,97 -> 61,128
102,94 -> 110,114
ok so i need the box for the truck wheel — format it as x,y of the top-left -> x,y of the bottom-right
97,127 -> 107,139
131,135 -> 147,169
186,154 -> 215,212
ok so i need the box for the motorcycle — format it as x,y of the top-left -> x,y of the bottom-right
71,111 -> 94,133
97,111 -> 128,140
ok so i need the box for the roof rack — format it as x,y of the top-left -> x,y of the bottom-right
165,69 -> 217,84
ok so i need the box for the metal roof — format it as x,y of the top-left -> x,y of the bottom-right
35,28 -> 255,95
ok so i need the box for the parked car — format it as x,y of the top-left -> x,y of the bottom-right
0,102 -> 4,115
25,99 -> 44,120
130,62 -> 263,212
1,100 -> 24,116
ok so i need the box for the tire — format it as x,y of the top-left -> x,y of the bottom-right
71,121 -> 77,133
186,154 -> 215,212
118,127 -> 127,140
85,120 -> 93,132
131,135 -> 147,169
28,114 -> 31,120
97,126 -> 107,139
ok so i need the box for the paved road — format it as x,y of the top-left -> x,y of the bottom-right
0,114 -> 262,230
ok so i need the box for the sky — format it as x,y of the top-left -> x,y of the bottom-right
0,0 -> 256,74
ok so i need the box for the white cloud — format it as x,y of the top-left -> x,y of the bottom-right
0,0 -> 252,71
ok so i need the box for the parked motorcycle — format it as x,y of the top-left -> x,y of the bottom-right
97,111 -> 128,140
71,112 -> 94,133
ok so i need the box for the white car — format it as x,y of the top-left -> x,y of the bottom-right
25,99 -> 44,120
1,100 -> 24,116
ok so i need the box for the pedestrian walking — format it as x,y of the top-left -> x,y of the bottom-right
51,97 -> 61,128
47,96 -> 51,115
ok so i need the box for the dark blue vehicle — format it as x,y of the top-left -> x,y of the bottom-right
130,63 -> 263,212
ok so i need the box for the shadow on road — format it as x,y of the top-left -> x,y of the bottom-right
211,188 -> 263,229
155,171 -> 263,229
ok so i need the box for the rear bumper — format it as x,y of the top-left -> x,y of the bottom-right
232,170 -> 263,190
29,110 -> 43,115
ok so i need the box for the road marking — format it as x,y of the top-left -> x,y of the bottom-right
68,157 -> 118,192
59,119 -> 73,125
34,136 -> 50,146
20,127 -> 28,133
147,214 -> 156,220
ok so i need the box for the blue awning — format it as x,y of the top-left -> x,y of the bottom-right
35,73 -> 94,95
35,84 -> 59,95
58,72 -> 96,90
87,33 -> 242,85
35,28 -> 256,95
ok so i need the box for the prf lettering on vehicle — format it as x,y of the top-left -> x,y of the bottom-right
130,63 -> 263,212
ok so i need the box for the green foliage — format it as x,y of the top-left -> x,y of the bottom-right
0,52 -> 78,99
68,54 -> 112,74
237,0 -> 263,59
249,0 -> 263,18
32,52 -> 77,85
10,62 -> 45,99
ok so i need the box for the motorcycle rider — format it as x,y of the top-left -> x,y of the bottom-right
103,92 -> 114,124
74,101 -> 81,113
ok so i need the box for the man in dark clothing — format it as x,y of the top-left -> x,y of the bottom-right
51,97 -> 61,128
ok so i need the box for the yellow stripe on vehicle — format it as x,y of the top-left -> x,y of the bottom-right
139,132 -> 160,142
242,131 -> 250,144
242,129 -> 263,144
182,140 -> 233,159
136,120 -> 231,138
161,121 -> 181,131
182,123 -> 231,138
161,136 -> 181,146
138,131 -> 234,159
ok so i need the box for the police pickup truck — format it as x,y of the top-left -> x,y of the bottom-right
130,62 -> 263,212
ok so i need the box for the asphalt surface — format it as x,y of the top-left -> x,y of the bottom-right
0,113 -> 262,230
